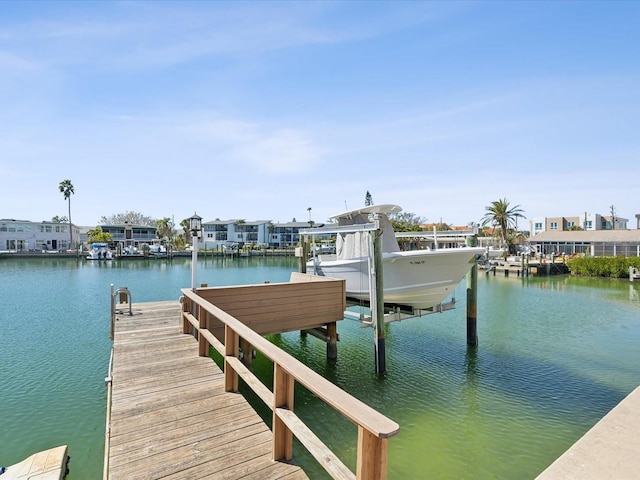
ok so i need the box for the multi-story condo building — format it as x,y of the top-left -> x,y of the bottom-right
200,219 -> 318,249
202,220 -> 271,248
0,218 -> 80,251
99,223 -> 158,251
531,214 -> 628,236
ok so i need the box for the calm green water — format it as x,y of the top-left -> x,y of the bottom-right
1,257 -> 639,479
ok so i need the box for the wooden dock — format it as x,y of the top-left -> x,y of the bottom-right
484,259 -> 569,277
105,300 -> 309,480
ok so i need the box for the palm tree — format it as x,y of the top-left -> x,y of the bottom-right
58,179 -> 74,249
481,198 -> 525,254
235,219 -> 246,245
156,217 -> 173,242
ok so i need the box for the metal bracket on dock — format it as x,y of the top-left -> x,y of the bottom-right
110,284 -> 133,340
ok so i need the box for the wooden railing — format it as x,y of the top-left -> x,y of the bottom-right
180,285 -> 399,480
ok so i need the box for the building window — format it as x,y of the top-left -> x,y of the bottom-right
550,222 -> 558,230
585,221 -> 592,229
567,221 -> 575,228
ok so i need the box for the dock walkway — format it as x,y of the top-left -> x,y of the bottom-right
105,300 -> 308,480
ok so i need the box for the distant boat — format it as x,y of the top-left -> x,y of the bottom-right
86,242 -> 112,260
223,241 -> 239,255
149,243 -> 167,256
307,204 -> 484,310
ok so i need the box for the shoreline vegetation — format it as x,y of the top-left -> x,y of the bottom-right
566,256 -> 640,278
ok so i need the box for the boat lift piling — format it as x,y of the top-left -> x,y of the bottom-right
465,235 -> 479,347
371,215 -> 386,374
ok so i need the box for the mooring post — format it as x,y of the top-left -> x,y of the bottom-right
466,235 -> 479,347
371,217 -> 386,374
327,322 -> 337,360
299,239 -> 309,274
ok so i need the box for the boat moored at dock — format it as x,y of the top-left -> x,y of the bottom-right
86,243 -> 112,260
306,204 -> 484,310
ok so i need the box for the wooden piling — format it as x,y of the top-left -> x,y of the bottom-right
299,241 -> 309,274
327,322 -> 337,360
466,235 -> 479,347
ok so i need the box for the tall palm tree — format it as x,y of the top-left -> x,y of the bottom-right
481,198 -> 525,254
236,219 -> 246,245
59,179 -> 74,249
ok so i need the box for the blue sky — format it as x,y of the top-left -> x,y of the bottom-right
1,1 -> 638,228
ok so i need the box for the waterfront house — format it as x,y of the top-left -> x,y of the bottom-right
529,229 -> 640,257
99,223 -> 158,252
0,218 -> 80,251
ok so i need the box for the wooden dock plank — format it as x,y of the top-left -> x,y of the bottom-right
107,300 -> 308,480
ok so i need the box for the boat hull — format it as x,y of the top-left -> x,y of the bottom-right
309,247 -> 483,309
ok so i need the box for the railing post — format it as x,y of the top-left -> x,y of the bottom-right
181,297 -> 190,333
224,325 -> 239,392
356,426 -> 388,480
273,364 -> 294,461
198,305 -> 208,357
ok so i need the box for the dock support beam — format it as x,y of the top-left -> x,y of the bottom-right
466,235 -> 479,347
372,219 -> 386,374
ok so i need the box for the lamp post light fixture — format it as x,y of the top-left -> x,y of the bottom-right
189,213 -> 202,291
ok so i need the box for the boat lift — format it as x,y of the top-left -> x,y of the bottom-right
300,218 -> 480,373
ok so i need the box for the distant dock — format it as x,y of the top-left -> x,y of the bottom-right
484,256 -> 569,277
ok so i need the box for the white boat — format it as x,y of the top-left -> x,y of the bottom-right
307,204 -> 484,310
86,242 -> 112,260
485,246 -> 506,259
149,243 -> 167,256
223,241 -> 239,255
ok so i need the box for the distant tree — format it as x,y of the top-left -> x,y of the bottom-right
390,211 -> 426,232
58,179 -> 74,249
481,198 -> 525,254
568,225 -> 584,231
156,217 -> 174,242
51,215 -> 68,223
179,218 -> 191,245
87,227 -> 112,244
365,191 -> 374,206
100,211 -> 155,226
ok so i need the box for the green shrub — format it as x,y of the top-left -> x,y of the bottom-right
566,256 -> 640,278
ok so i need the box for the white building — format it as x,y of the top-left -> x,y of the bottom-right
0,219 -> 80,251
530,213 -> 629,236
200,219 -> 324,249
201,219 -> 271,249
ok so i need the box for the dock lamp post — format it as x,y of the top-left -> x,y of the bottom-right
189,213 -> 202,291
